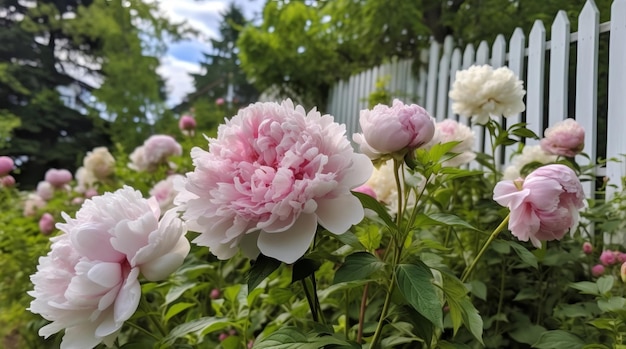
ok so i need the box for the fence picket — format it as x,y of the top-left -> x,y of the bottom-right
448,49 -> 462,121
575,0 -> 600,198
436,37 -> 454,120
425,40 -> 440,114
549,11 -> 571,127
505,28 -> 526,166
526,20 -> 547,145
606,0 -> 626,199
491,35 -> 507,168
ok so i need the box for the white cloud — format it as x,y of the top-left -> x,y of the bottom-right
157,55 -> 203,108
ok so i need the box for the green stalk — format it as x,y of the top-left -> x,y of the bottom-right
461,213 -> 510,282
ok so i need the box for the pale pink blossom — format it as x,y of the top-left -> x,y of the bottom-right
592,264 -> 605,277
582,242 -> 593,255
129,135 -> 182,172
45,169 -> 73,187
23,193 -> 46,217
0,156 -> 14,175
216,97 -> 225,106
28,186 -> 189,348
449,65 -> 526,124
83,147 -> 115,180
84,188 -> 98,199
353,99 -> 435,159
37,181 -> 55,201
175,99 -> 373,264
493,164 -> 585,248
1,175 -> 15,187
39,213 -> 55,235
600,250 -> 617,266
621,262 -> 626,282
426,119 -> 476,167
150,174 -> 184,212
540,118 -> 585,157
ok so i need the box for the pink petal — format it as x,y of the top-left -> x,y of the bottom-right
316,194 -> 364,234
493,181 -> 529,209
257,213 -> 317,263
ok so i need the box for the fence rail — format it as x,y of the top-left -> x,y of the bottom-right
327,0 -> 626,199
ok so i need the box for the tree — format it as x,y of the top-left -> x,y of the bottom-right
173,2 -> 258,131
0,0 -> 184,188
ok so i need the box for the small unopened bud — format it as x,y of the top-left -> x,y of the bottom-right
592,264 -> 605,277
582,242 -> 593,255
39,213 -> 55,235
210,288 -> 221,299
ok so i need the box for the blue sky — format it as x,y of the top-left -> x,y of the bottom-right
155,0 -> 264,107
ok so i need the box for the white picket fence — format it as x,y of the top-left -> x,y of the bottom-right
327,0 -> 626,199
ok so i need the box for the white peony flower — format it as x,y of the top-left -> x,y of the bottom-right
502,145 -> 558,180
83,147 -> 115,180
449,65 -> 526,125
28,186 -> 189,349
149,174 -> 184,214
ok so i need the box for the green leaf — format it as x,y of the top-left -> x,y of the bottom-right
459,298 -> 484,344
597,275 -> 615,295
291,258 -> 321,283
468,280 -> 487,301
331,230 -> 365,249
532,330 -> 584,349
253,327 -> 322,349
504,240 -> 538,269
162,317 -> 229,346
352,191 -> 397,231
396,263 -> 443,328
248,254 -> 282,291
589,318 -> 620,331
597,297 -> 626,312
570,281 -> 599,296
413,213 -> 480,231
333,252 -> 385,284
509,324 -> 546,345
165,283 -> 196,305
510,127 -> 540,139
164,302 -> 195,322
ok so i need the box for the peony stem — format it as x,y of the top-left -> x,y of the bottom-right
461,213 -> 510,283
301,278 -> 319,322
370,247 -> 401,348
356,283 -> 369,343
139,299 -> 167,338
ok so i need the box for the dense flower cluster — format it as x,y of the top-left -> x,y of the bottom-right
28,187 -> 189,348
129,135 -> 182,172
175,99 -> 372,264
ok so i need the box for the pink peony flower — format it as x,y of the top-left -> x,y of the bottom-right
493,164 -> 585,248
352,184 -> 377,199
582,242 -> 593,255
28,186 -> 189,348
175,99 -> 373,264
179,115 -> 197,131
0,156 -> 14,176
129,135 -> 182,172
617,252 -> 626,263
39,213 -> 55,235
353,99 -> 435,159
45,168 -> 73,187
210,288 -> 221,299
37,181 -> 55,201
1,175 -> 15,187
592,264 -> 605,277
83,147 -> 115,180
149,175 -> 184,212
540,118 -> 585,157
84,188 -> 99,199
600,250 -> 617,266
216,97 -> 225,106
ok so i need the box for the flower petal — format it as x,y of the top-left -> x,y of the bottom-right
257,213 -> 317,264
315,194 -> 364,234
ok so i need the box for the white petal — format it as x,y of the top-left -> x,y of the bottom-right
140,238 -> 190,281
61,322 -> 102,349
114,268 -> 141,324
315,195 -> 364,234
257,213 -> 317,264
87,262 -> 122,289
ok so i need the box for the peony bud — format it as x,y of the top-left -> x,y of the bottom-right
216,97 -> 225,106
1,175 -> 15,187
218,333 -> 229,341
352,184 -> 377,199
179,115 -> 197,132
38,213 -> 55,235
600,250 -> 617,266
45,169 -> 73,187
0,156 -> 14,176
353,99 -> 435,159
582,242 -> 593,255
592,264 -> 605,277
210,288 -> 221,299
36,181 -> 54,201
